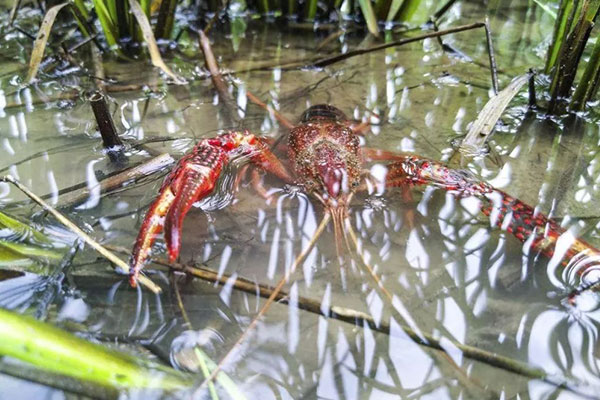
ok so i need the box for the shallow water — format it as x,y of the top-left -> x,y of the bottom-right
1,1 -> 600,399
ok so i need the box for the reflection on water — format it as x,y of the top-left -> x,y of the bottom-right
1,0 -> 600,399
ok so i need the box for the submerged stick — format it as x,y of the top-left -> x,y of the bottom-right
0,176 -> 161,293
105,246 -> 597,397
195,213 -> 331,394
58,153 -> 174,208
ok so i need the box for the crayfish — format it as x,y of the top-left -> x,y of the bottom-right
128,104 -> 600,288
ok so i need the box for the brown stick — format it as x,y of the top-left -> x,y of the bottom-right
57,153 -> 174,208
307,22 -> 486,69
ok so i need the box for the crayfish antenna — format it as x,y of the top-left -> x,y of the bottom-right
331,207 -> 346,262
344,217 -> 395,301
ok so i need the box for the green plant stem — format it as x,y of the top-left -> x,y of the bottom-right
0,308 -> 191,390
155,0 -> 177,39
545,0 -> 575,74
571,19 -> 600,109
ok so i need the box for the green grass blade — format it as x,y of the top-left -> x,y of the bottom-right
140,0 -> 151,16
395,0 -> 423,22
193,347 -> 247,400
533,0 -> 558,18
0,240 -> 62,262
194,348 -> 219,400
357,0 -> 379,36
91,0 -> 119,48
0,308 -> 193,390
26,2 -> 70,83
305,0 -> 317,19
571,32 -> 600,109
155,0 -> 178,40
385,0 -> 404,21
545,0 -> 574,73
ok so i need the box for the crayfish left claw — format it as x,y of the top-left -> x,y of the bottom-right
128,131 -> 266,287
129,186 -> 177,287
128,141 -> 231,287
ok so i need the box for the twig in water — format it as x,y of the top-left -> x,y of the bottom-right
308,22 -> 485,68
0,175 -> 161,294
103,245 -> 600,398
198,29 -> 295,131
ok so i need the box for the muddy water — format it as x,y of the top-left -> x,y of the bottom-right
1,1 -> 600,399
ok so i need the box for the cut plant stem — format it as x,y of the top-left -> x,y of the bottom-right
89,91 -> 127,165
0,175 -> 161,294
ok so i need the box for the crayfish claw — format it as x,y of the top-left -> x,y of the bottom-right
129,187 -> 176,287
128,140 -> 233,287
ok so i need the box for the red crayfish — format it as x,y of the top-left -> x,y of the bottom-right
128,104 -> 600,289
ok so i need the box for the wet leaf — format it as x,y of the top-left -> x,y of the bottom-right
26,2 -> 70,83
459,74 -> 529,157
0,240 -> 62,262
0,308 -> 193,390
128,0 -> 185,83
0,241 -> 59,274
